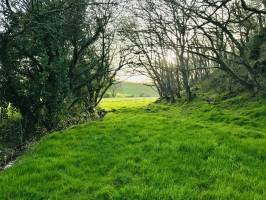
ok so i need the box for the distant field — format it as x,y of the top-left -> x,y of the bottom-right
0,97 -> 265,199
107,82 -> 158,97
100,97 -> 157,111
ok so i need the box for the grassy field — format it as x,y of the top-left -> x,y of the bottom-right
0,97 -> 265,199
100,97 -> 158,110
108,82 -> 158,97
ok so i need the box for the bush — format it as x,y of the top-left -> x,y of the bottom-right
0,119 -> 23,148
199,70 -> 243,94
0,118 -> 23,166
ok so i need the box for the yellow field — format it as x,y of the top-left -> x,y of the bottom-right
99,97 -> 158,110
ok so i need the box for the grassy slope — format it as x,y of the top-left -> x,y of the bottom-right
0,97 -> 265,199
114,82 -> 158,97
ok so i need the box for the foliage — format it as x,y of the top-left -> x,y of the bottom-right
199,28 -> 266,95
0,106 -> 23,166
0,119 -> 22,149
0,0 -> 123,140
247,28 -> 266,89
121,0 -> 266,101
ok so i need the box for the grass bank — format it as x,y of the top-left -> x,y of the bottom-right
0,97 -> 265,199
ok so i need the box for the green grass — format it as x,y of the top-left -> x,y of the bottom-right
109,82 -> 158,97
0,97 -> 266,199
100,97 -> 158,111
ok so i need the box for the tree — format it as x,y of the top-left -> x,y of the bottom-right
121,0 -> 211,102
0,0 -> 123,139
179,0 -> 266,93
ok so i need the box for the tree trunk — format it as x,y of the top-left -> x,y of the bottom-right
180,48 -> 192,102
